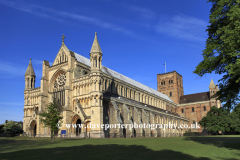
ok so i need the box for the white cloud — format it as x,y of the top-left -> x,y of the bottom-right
127,6 -> 156,19
155,14 -> 208,41
0,61 -> 26,76
0,0 -> 133,35
0,61 -> 41,78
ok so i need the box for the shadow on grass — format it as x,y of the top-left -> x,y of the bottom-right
183,136 -> 240,150
0,137 -> 82,153
0,144 -> 212,160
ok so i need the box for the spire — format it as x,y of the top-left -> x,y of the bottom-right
209,79 -> 215,88
25,59 -> 35,76
90,32 -> 102,53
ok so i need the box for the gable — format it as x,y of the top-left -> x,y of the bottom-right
52,44 -> 70,66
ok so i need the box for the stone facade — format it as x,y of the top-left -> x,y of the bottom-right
23,33 -> 189,138
157,72 -> 221,132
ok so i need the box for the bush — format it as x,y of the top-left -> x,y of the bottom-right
3,120 -> 23,136
0,125 -> 4,133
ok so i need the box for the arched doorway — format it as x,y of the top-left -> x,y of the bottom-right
30,120 -> 37,137
76,119 -> 81,136
72,115 -> 81,136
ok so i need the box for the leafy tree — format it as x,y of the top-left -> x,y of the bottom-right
199,106 -> 230,134
193,0 -> 240,110
229,103 -> 240,133
3,120 -> 23,136
39,102 -> 63,141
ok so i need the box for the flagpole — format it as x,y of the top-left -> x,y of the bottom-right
165,62 -> 166,73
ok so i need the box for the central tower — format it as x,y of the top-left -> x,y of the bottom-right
157,71 -> 184,104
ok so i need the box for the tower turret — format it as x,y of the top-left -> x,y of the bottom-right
25,59 -> 36,90
90,32 -> 102,72
209,79 -> 216,99
89,32 -> 104,138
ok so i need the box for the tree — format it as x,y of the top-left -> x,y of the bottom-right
193,0 -> 240,110
39,102 -> 63,141
229,103 -> 240,133
199,106 -> 230,134
3,120 -> 23,136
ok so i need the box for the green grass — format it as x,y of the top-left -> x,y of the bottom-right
0,136 -> 240,160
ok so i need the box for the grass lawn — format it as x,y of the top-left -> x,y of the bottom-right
0,135 -> 240,160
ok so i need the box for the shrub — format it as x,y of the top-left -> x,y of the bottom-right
3,120 -> 23,136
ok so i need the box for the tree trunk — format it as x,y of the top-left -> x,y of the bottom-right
51,130 -> 54,142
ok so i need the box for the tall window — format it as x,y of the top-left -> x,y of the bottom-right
105,81 -> 107,91
94,57 -> 97,67
181,109 -> 184,113
203,106 -> 206,111
53,73 -> 66,106
192,107 -> 194,112
170,92 -> 172,97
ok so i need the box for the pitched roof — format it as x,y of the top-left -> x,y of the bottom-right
73,52 -> 173,103
179,92 -> 210,104
25,59 -> 35,76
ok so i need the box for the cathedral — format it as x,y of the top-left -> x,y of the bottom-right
23,33 -> 219,138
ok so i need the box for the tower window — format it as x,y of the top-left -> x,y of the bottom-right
170,92 -> 172,97
169,80 -> 171,84
192,107 -> 194,112
203,106 -> 206,111
181,109 -> 184,113
171,80 -> 173,84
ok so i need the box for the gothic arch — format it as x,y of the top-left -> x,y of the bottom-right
50,69 -> 67,92
72,114 -> 81,124
30,120 -> 37,137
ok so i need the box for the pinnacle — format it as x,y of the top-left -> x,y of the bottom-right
25,58 -> 35,76
209,78 -> 215,88
90,32 -> 102,53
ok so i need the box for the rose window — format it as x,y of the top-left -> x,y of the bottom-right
57,73 -> 66,86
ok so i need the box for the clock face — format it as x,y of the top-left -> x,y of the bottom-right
57,73 -> 66,86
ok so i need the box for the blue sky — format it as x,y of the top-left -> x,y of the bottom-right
0,0 -> 222,124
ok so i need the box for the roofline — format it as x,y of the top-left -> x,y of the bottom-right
73,52 -> 176,105
157,70 -> 182,77
180,91 -> 209,97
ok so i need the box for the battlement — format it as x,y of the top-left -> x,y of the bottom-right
157,70 -> 182,77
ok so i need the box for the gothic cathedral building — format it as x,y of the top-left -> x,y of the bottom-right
23,33 -> 218,137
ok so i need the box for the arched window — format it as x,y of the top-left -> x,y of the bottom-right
171,80 -> 173,84
53,73 -> 66,106
192,107 -> 194,112
170,92 -> 172,97
181,109 -> 184,113
94,57 -> 97,67
203,106 -> 206,111
105,81 -> 107,91
169,80 -> 171,84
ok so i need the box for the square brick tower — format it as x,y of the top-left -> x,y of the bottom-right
157,71 -> 184,104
